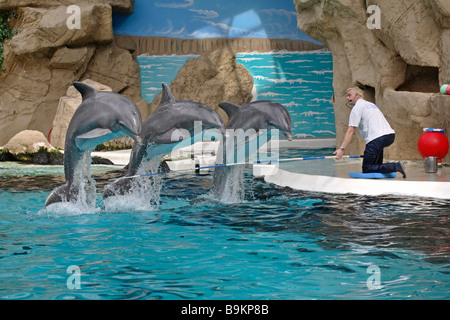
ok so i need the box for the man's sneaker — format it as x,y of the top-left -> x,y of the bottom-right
396,162 -> 406,179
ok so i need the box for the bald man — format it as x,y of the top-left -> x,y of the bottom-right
334,88 -> 406,178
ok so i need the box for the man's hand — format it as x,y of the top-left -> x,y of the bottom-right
333,148 -> 344,160
334,127 -> 355,160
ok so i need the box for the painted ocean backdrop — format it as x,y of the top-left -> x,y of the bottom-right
137,50 -> 335,138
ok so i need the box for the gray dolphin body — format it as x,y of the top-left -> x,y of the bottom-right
211,100 -> 293,200
45,82 -> 142,206
103,83 -> 225,198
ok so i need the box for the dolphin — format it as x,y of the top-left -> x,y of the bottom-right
103,83 -> 225,198
211,100 -> 293,201
45,82 -> 142,206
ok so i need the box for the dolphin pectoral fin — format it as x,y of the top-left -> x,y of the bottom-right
153,128 -> 190,144
145,142 -> 178,159
150,129 -> 200,158
75,128 -> 114,150
77,128 -> 113,139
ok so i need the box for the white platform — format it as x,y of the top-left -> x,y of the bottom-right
262,164 -> 450,200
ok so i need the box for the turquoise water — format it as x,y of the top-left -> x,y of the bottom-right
137,50 -> 335,139
0,149 -> 449,300
0,162 -> 119,177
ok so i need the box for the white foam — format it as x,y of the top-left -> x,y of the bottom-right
37,197 -> 101,218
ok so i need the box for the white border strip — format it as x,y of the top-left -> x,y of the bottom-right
264,168 -> 450,199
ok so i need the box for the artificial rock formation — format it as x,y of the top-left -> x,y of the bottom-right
0,0 -> 147,146
294,0 -> 450,162
148,48 -> 254,123
0,130 -> 65,164
2,130 -> 55,154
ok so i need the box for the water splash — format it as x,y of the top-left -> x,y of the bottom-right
134,157 -> 164,207
72,151 -> 97,208
38,151 -> 100,217
37,200 -> 101,218
103,157 -> 164,212
207,166 -> 246,204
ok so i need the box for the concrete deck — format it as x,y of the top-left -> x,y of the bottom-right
262,158 -> 450,200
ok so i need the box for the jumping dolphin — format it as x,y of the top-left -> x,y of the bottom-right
45,82 -> 142,206
211,100 -> 293,201
103,83 -> 225,198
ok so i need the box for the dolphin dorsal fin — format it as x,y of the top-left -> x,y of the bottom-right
219,102 -> 241,118
72,82 -> 97,100
160,83 -> 176,105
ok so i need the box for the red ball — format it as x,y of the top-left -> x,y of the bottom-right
417,130 -> 449,160
447,85 -> 450,95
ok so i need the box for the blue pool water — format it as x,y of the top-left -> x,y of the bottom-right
0,149 -> 449,300
137,50 -> 335,139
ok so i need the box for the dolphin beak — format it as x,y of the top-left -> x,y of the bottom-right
131,134 -> 142,145
284,131 -> 293,141
118,120 -> 141,144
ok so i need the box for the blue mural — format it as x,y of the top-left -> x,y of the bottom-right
113,0 -> 335,138
113,0 -> 321,43
138,52 -> 334,138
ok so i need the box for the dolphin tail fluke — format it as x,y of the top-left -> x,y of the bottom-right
45,183 -> 79,206
103,179 -> 134,199
72,82 -> 97,100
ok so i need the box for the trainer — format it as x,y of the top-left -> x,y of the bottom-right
334,87 -> 406,178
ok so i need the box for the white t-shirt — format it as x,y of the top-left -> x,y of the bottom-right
348,99 -> 395,144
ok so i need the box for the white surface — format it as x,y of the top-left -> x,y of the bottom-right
91,149 -> 132,166
264,168 -> 450,199
253,164 -> 279,177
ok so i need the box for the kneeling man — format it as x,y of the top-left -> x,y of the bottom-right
334,87 -> 406,178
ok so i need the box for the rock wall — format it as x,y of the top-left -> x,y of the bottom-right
117,35 -> 325,56
2,130 -> 54,154
0,0 -> 148,146
294,0 -> 450,162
